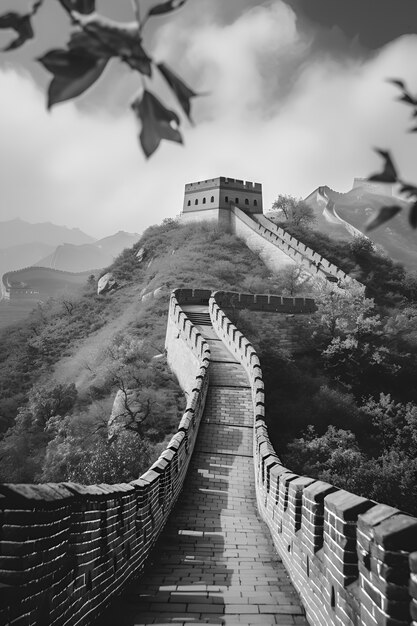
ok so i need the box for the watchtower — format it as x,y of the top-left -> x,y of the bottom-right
181,177 -> 263,228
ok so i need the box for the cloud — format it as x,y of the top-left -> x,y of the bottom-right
0,1 -> 416,238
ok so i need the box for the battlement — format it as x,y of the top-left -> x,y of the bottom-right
182,176 -> 263,222
184,177 -> 262,193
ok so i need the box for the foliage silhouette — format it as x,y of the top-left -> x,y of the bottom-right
365,80 -> 417,229
0,0 -> 197,157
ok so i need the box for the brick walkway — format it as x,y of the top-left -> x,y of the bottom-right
99,307 -> 308,626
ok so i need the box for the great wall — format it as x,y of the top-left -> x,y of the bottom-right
0,178 -> 416,626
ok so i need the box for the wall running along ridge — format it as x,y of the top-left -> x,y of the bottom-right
0,289 -> 210,626
209,290 -> 417,626
232,207 -> 360,286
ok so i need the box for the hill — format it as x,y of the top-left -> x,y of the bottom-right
0,267 -> 93,330
0,218 -> 95,282
0,241 -> 55,277
305,182 -> 417,270
0,217 -> 416,518
0,218 -> 94,249
34,231 -> 140,273
0,220 -> 299,483
2,266 -> 91,299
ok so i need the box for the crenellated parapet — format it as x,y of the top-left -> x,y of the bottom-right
209,290 -> 417,626
2,280 -> 416,626
182,176 -> 263,224
0,289 -> 210,626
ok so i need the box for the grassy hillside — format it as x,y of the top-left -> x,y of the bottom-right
0,220 -> 303,484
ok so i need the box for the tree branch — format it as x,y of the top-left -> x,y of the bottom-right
57,3 -> 132,64
130,0 -> 141,28
31,0 -> 45,16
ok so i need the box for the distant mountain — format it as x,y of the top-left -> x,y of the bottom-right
305,181 -> 417,271
0,218 -> 95,249
34,231 -> 140,273
0,242 -> 55,277
2,266 -> 91,302
0,219 -> 96,282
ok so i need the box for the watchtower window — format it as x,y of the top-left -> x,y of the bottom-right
203,197 -> 206,204
254,199 -> 258,206
245,198 -> 249,205
211,196 -> 214,202
187,200 -> 191,206
195,199 -> 198,205
235,198 -> 239,204
225,196 -> 229,203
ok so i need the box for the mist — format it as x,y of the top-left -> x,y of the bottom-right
0,0 -> 416,237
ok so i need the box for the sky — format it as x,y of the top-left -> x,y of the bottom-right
0,0 -> 417,238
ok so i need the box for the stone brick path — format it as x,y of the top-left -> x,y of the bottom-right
99,307 -> 308,626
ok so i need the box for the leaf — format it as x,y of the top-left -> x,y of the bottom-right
31,1 -> 44,15
57,0 -> 95,14
157,62 -> 197,121
387,78 -> 406,90
409,126 -> 417,133
132,90 -> 182,158
38,48 -> 108,107
0,12 -> 34,51
148,0 -> 187,17
365,205 -> 402,232
68,16 -> 152,76
400,182 -> 417,199
368,149 -> 398,183
387,77 -> 417,107
409,201 -> 417,229
398,93 -> 417,106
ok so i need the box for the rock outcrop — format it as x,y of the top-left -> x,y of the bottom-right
97,272 -> 118,295
108,388 -> 141,440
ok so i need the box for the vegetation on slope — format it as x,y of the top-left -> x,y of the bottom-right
232,257 -> 417,515
0,220 -> 305,484
279,224 -> 417,306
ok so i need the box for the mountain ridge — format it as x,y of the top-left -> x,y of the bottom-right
34,231 -> 140,273
304,183 -> 417,270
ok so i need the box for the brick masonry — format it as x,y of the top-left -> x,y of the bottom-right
209,291 -> 417,626
1,287 -> 417,626
0,290 -> 211,626
99,309 -> 307,625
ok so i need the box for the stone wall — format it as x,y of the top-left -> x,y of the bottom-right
183,177 -> 263,215
209,291 -> 417,626
253,212 -> 357,284
213,291 -> 317,354
0,289 -> 210,626
228,207 -> 362,289
3,280 -> 417,626
229,207 -> 296,272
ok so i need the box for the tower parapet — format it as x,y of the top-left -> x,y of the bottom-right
182,177 -> 263,228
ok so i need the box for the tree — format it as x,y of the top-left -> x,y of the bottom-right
0,383 -> 78,482
284,423 -> 417,516
268,194 -> 316,228
40,400 -> 156,483
105,339 -> 183,441
284,425 -> 364,484
274,264 -> 312,296
314,281 -> 372,340
0,0 -> 198,158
